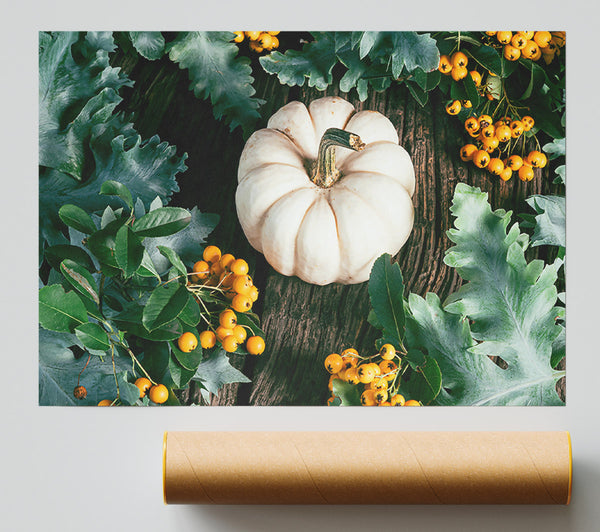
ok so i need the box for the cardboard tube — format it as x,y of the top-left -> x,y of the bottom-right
163,431 -> 572,505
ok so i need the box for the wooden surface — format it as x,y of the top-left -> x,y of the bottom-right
112,43 -> 561,406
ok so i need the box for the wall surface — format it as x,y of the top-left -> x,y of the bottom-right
3,2 -> 599,531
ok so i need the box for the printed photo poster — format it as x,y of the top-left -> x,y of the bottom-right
38,31 -> 566,407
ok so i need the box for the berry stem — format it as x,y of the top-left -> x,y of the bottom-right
77,354 -> 91,386
311,128 -> 365,188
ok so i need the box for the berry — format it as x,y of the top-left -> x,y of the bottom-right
480,125 -> 495,139
357,364 -> 376,384
374,390 -> 388,404
259,33 -> 274,50
404,400 -> 422,406
380,344 -> 396,360
511,32 -> 528,50
478,115 -> 493,128
451,51 -> 468,68
325,353 -> 344,374
391,394 -> 405,406
231,258 -> 249,276
504,45 -> 521,61
527,150 -> 547,168
222,335 -> 239,353
248,285 -> 259,302
233,32 -> 244,43
245,31 -> 261,40
473,150 -> 490,169
177,332 -> 198,353
232,294 -> 253,313
379,360 -> 397,376
481,136 -> 499,153
199,330 -> 217,349
219,309 -> 238,329
149,384 -> 169,404
202,245 -> 221,264
495,125 -> 511,142
499,168 -> 513,182
464,117 -> 479,133
232,274 -> 253,295
462,100 -> 472,109
496,31 -> 513,44
344,367 -> 360,384
134,377 -> 152,398
510,121 -> 524,138
219,254 -> 236,271
522,40 -> 540,60
534,31 -> 552,48
487,158 -> 505,176
370,377 -> 388,391
469,70 -> 482,87
215,325 -> 231,342
361,389 -> 376,406
210,261 -> 224,277
232,325 -> 248,344
445,100 -> 461,115
191,260 -> 210,282
506,155 -> 524,170
451,66 -> 468,81
460,144 -> 478,162
518,165 -> 535,181
438,55 -> 452,74
97,399 -> 112,406
521,116 -> 535,131
73,385 -> 87,400
246,336 -> 265,355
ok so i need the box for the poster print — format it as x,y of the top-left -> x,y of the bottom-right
38,31 -> 566,406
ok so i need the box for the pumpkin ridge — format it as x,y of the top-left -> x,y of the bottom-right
292,195 -> 320,281
325,194 -> 344,282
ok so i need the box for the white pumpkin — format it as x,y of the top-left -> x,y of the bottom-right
235,96 -> 415,285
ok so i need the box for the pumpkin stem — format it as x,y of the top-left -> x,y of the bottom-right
312,128 -> 365,188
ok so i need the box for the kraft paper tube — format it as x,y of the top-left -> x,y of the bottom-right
163,431 -> 572,505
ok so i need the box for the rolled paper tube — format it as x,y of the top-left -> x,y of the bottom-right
163,431 -> 572,505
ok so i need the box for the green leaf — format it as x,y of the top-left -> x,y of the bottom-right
39,32 -> 131,179
168,32 -> 264,136
331,379 -> 361,406
132,207 -> 191,237
462,71 -> 481,106
235,312 -> 265,338
45,244 -> 96,272
86,219 -> 124,273
543,138 -> 565,160
39,284 -> 88,333
59,259 -> 99,304
179,293 -> 201,327
142,282 -> 189,332
118,319 -> 182,342
192,349 -> 250,395
404,355 -> 442,405
74,322 -> 110,351
520,61 -> 547,100
115,225 -> 144,278
406,81 -> 428,107
137,250 -> 161,279
411,183 -> 565,405
526,195 -> 565,248
58,204 -> 97,234
39,328 -> 137,406
128,31 -> 165,60
471,45 -> 517,77
358,31 -> 379,59
168,355 -> 196,389
142,207 -> 218,274
368,254 -> 405,346
260,32 -> 351,91
404,348 -> 426,370
157,245 -> 187,279
140,340 -> 170,382
554,165 -> 565,184
100,180 -> 133,209
389,32 -> 440,77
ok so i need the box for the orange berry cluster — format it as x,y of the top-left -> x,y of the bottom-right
191,245 -> 259,313
458,114 -> 547,181
188,245 -> 264,355
97,379 -> 169,406
324,345 -> 422,407
438,50 -> 472,82
233,31 -> 280,53
484,31 -> 565,64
